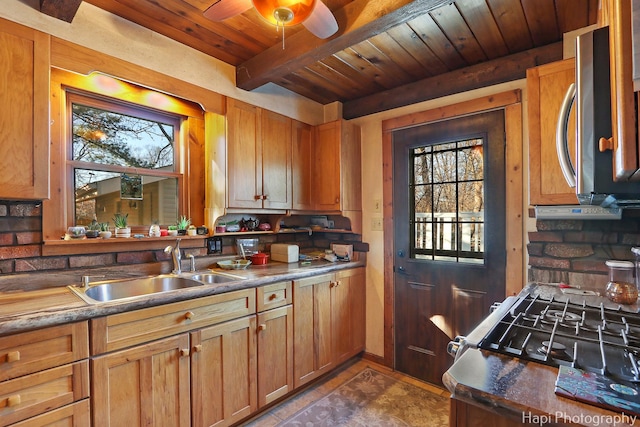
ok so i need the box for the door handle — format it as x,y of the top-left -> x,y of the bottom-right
396,266 -> 408,275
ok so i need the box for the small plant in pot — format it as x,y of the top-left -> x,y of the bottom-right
176,215 -> 191,235
99,222 -> 112,239
86,220 -> 101,238
167,225 -> 178,236
113,213 -> 130,238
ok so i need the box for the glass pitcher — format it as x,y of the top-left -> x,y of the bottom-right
605,260 -> 637,304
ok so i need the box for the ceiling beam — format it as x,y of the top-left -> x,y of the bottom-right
40,0 -> 83,22
343,41 -> 563,119
236,0 -> 452,91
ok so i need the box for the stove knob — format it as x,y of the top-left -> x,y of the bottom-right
447,336 -> 467,358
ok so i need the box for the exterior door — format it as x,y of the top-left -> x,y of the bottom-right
393,110 -> 506,385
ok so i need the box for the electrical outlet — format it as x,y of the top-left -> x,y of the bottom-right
373,198 -> 382,213
371,217 -> 383,231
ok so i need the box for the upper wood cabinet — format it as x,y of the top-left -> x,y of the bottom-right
604,0 -> 640,181
527,58 -> 578,205
0,19 -> 50,200
313,120 -> 362,212
292,120 -> 313,211
227,98 -> 292,211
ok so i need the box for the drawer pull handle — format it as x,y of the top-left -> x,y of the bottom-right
193,344 -> 203,353
184,311 -> 195,320
6,351 -> 20,363
269,293 -> 277,301
7,395 -> 21,407
258,323 -> 267,331
180,348 -> 190,357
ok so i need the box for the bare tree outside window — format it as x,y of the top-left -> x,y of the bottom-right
69,93 -> 181,227
411,138 -> 485,263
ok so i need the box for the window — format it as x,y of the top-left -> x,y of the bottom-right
68,92 -> 182,228
411,138 -> 485,263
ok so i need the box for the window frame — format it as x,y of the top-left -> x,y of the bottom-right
43,68 -> 205,251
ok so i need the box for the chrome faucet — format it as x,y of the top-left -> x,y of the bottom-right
164,238 -> 182,274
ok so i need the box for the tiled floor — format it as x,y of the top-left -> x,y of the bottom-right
239,358 -> 451,426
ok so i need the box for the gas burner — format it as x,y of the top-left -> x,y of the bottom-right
537,341 -> 573,361
540,310 -> 582,327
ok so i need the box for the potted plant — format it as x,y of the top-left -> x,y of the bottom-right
187,224 -> 197,236
176,215 -> 191,235
86,220 -> 100,238
113,213 -> 130,238
167,225 -> 178,236
99,222 -> 112,239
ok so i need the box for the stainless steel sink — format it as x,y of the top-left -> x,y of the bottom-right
190,273 -> 241,284
71,275 -> 203,303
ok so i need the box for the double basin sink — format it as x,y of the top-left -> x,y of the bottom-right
69,271 -> 245,304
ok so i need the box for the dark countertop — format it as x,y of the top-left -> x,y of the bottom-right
443,283 -> 640,427
0,259 -> 364,337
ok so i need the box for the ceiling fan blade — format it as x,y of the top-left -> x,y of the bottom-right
203,0 -> 252,21
303,0 -> 338,39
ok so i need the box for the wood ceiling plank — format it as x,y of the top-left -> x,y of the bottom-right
385,24 -> 448,76
236,0 -> 453,90
406,14 -> 467,71
85,0 -> 262,64
276,75 -> 340,105
554,0 -> 595,34
486,0 -> 533,52
520,0 -> 559,46
321,55 -> 388,94
349,40 -> 417,86
429,2 -> 487,65
40,0 -> 82,22
343,41 -> 562,119
303,61 -> 373,100
334,44 -> 408,90
456,0 -> 509,59
368,31 -> 435,80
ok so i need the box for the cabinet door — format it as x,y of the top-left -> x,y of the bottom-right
257,305 -> 293,408
91,334 -> 191,427
227,98 -> 262,209
340,268 -> 366,358
293,274 -> 334,388
0,19 -> 49,200
292,120 -> 313,211
313,122 -> 342,211
261,109 -> 292,209
527,58 -> 578,205
191,315 -> 257,427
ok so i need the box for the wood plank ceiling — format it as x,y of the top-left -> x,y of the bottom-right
39,0 -> 599,119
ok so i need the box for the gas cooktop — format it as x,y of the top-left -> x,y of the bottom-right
478,294 -> 640,384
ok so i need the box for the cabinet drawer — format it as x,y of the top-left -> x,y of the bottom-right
91,289 -> 256,354
0,361 -> 89,427
10,400 -> 90,427
256,282 -> 292,312
0,322 -> 89,382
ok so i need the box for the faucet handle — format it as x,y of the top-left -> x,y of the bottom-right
81,275 -> 105,288
187,254 -> 196,272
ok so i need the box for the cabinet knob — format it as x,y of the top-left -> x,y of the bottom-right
330,281 -> 336,288
6,351 -> 20,363
269,293 -> 277,301
335,197 -> 340,203
258,323 -> 267,331
599,137 -> 614,152
193,344 -> 203,353
263,194 -> 268,200
184,311 -> 195,320
179,348 -> 190,357
7,395 -> 21,407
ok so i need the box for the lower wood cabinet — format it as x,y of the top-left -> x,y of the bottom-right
0,322 -> 89,427
191,315 -> 257,427
293,268 -> 365,388
91,334 -> 191,427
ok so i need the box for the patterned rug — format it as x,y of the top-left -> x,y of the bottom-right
276,367 -> 449,427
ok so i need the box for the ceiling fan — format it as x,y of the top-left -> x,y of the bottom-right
204,0 -> 339,41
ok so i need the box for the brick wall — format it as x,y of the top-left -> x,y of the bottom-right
0,201 -> 365,289
527,210 -> 640,290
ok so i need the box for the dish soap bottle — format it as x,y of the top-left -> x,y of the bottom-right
604,260 -> 637,304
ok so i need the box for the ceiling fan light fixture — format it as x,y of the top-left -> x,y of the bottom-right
252,0 -> 315,26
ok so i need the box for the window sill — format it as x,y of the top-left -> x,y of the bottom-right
42,235 -> 207,256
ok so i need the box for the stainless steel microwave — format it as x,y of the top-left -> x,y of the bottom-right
556,26 -> 640,208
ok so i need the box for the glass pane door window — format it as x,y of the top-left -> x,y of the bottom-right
411,138 -> 484,263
